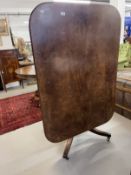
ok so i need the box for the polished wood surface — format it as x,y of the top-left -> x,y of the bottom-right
15,65 -> 36,79
30,2 -> 120,142
0,49 -> 19,58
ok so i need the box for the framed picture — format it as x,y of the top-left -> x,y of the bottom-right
0,18 -> 9,36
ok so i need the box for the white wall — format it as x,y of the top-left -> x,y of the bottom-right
0,36 -> 14,50
9,15 -> 30,42
13,30 -> 30,41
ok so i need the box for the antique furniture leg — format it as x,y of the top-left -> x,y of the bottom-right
19,80 -> 24,88
63,138 -> 73,160
0,71 -> 7,92
90,128 -> 111,142
63,128 -> 111,160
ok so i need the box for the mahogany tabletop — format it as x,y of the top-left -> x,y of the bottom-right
15,65 -> 36,79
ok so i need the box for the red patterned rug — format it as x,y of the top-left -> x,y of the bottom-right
0,93 -> 42,135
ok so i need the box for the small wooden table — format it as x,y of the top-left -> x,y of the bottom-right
15,65 -> 36,79
15,65 -> 39,106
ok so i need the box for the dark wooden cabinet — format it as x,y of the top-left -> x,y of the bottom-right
0,48 -> 23,91
116,80 -> 131,119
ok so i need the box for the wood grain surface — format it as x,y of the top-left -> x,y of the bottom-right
30,2 -> 121,142
15,65 -> 36,79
